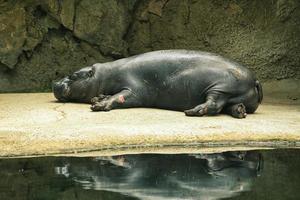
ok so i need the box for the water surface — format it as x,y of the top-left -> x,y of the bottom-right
0,149 -> 299,200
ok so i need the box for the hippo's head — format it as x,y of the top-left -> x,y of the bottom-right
53,66 -> 97,103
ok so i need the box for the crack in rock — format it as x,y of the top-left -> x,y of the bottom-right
52,104 -> 67,121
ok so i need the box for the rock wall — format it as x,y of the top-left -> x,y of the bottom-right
0,0 -> 299,92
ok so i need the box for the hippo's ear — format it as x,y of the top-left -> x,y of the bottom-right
88,67 -> 95,77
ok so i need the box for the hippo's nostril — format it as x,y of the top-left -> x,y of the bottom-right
52,80 -> 71,102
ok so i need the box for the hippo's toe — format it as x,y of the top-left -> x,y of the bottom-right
91,101 -> 112,112
231,103 -> 247,119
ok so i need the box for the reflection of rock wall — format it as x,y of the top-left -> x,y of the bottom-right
0,0 -> 299,92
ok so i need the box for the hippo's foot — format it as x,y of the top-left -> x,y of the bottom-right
90,94 -> 111,104
184,95 -> 226,117
226,103 -> 247,119
91,100 -> 112,111
184,106 -> 207,116
90,89 -> 141,112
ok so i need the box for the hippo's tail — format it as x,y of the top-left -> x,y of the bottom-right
255,80 -> 263,103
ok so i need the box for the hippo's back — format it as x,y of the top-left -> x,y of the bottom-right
121,50 -> 254,83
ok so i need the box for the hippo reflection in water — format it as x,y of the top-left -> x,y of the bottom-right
53,50 -> 263,118
55,151 -> 262,200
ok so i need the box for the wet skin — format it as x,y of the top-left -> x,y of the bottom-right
53,50 -> 263,118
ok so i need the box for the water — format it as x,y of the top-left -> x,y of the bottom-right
0,149 -> 299,200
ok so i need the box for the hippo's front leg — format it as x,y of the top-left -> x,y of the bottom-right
90,89 -> 140,112
90,94 -> 111,104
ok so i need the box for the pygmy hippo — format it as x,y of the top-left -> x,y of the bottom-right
53,50 -> 263,118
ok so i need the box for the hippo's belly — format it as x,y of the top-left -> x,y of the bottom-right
128,67 -> 224,110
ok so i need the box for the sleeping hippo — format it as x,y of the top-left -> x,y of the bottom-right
53,50 -> 263,118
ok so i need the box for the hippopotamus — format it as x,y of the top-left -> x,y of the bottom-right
53,50 -> 263,118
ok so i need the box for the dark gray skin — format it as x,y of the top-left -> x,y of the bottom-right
53,50 -> 263,118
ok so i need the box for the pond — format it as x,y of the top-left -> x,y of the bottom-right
0,149 -> 299,200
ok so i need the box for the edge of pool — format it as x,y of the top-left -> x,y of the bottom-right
1,79 -> 300,158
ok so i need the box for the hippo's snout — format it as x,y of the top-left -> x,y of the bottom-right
53,80 -> 71,102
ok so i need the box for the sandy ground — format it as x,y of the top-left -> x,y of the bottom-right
0,80 -> 299,157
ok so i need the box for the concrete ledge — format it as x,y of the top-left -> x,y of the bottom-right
0,93 -> 299,157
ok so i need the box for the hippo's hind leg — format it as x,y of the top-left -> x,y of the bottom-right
91,89 -> 141,111
224,87 -> 261,118
184,92 -> 227,117
224,103 -> 247,119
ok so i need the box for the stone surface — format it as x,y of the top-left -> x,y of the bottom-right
0,29 -> 110,92
73,0 -> 130,57
0,0 -> 299,92
0,5 -> 26,69
42,0 -> 75,30
0,90 -> 299,157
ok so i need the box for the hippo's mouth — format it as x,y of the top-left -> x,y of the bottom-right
60,87 -> 71,101
53,81 -> 71,102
